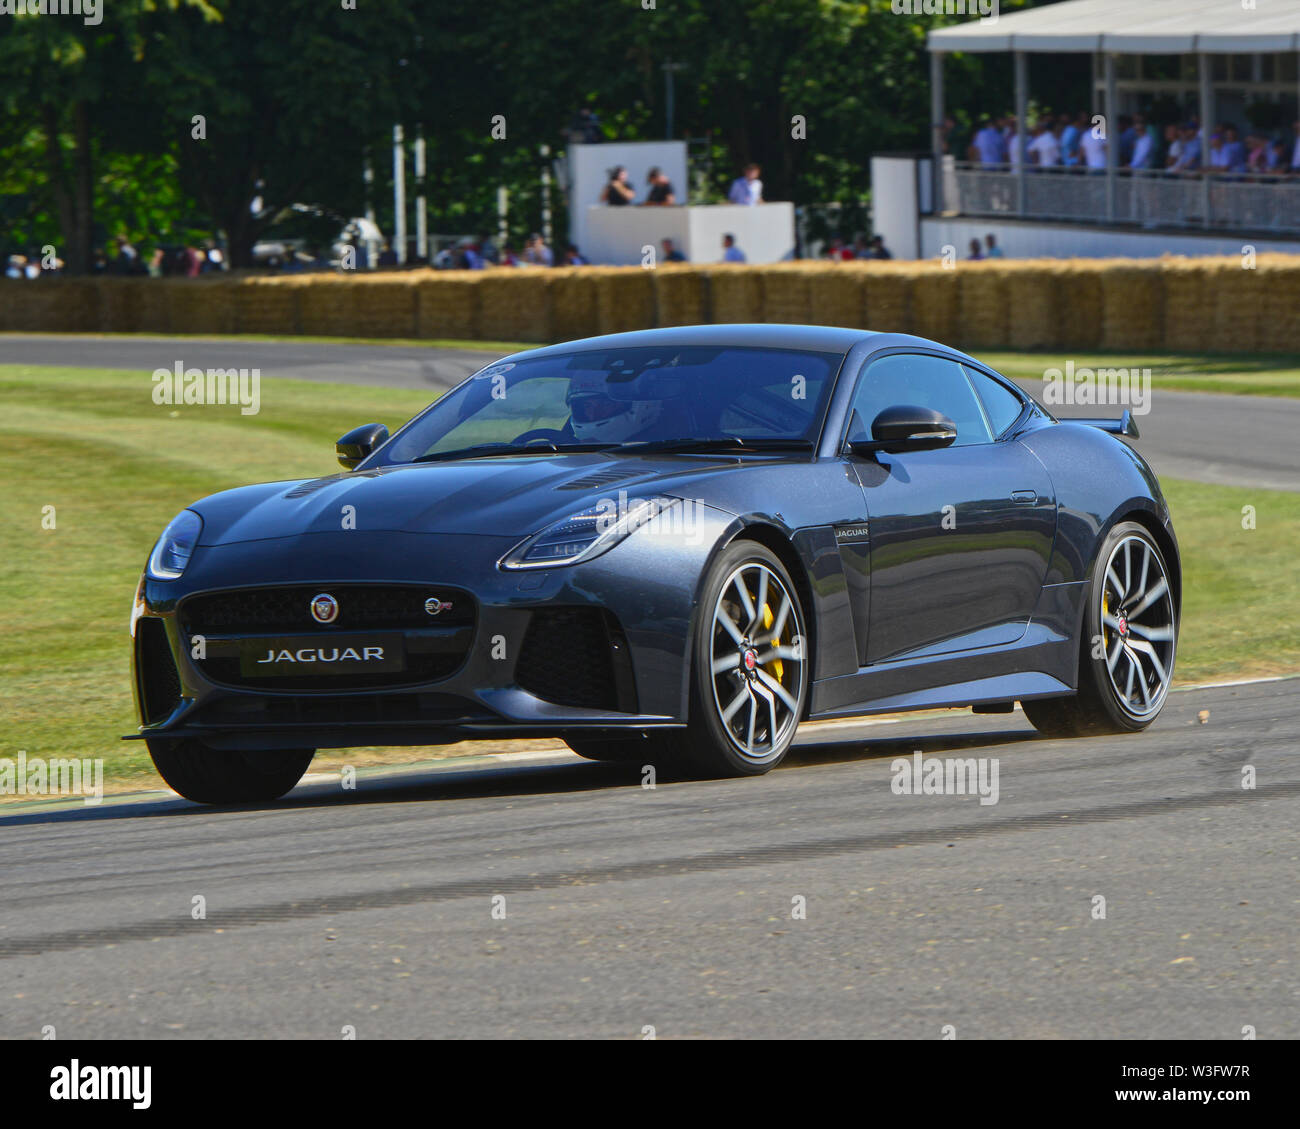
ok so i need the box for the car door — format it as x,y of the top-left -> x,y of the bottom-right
843,352 -> 1056,666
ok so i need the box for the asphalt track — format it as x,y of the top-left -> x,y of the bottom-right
4,332 -> 1299,491
5,333 -> 1297,1039
1,678 -> 1296,1039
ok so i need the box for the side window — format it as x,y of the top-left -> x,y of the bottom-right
848,353 -> 992,447
963,365 -> 1026,438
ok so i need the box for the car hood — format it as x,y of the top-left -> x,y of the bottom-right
189,452 -> 783,546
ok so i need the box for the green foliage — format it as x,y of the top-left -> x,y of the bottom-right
0,0 -> 1067,269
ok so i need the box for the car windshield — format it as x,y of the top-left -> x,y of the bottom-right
375,345 -> 842,465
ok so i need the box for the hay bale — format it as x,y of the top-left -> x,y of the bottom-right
137,280 -> 172,334
476,270 -> 553,342
0,279 -> 101,332
1005,264 -> 1063,351
910,267 -> 959,343
1051,261 -> 1104,351
709,265 -> 763,323
97,279 -> 150,333
415,273 -> 480,339
651,266 -> 706,326
233,277 -> 301,336
594,268 -> 656,336
165,278 -> 238,335
861,264 -> 914,334
343,277 -> 419,338
550,268 -> 599,342
758,265 -> 813,324
808,266 -> 870,329
954,263 -> 1009,350
1097,263 -> 1164,351
1160,259 -> 1215,353
298,276 -> 348,337
1251,256 -> 1300,355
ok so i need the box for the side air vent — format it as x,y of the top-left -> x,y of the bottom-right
136,617 -> 182,724
515,608 -> 637,711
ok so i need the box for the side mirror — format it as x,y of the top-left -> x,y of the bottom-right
849,405 -> 957,456
336,423 -> 389,469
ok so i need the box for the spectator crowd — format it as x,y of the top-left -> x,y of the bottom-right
960,111 -> 1300,176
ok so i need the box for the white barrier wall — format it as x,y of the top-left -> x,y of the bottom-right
870,156 -> 926,261
920,216 -> 1300,260
567,142 -> 688,258
584,203 -> 796,266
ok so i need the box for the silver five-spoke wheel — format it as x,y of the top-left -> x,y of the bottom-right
1100,533 -> 1176,721
709,562 -> 806,762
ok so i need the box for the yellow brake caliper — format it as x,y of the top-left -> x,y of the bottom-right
762,603 -> 783,683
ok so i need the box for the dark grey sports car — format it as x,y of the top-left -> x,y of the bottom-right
130,324 -> 1180,804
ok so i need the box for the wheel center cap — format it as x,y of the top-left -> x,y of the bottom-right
1116,612 -> 1129,637
742,648 -> 758,672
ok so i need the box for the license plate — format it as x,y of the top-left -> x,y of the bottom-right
238,633 -> 405,677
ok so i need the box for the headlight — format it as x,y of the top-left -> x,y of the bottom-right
500,496 -> 679,569
146,509 -> 203,581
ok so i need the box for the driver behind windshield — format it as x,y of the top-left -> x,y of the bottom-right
564,369 -> 682,444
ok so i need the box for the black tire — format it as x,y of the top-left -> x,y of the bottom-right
644,541 -> 809,777
147,739 -> 314,804
1023,520 -> 1177,738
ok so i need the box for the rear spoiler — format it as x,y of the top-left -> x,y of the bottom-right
1072,409 -> 1140,439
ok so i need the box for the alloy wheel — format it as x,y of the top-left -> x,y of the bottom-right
708,562 -> 806,760
1100,533 -> 1176,720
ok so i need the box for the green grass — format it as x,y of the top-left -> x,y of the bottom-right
0,330 -> 534,353
1,362 -> 1296,798
975,351 -> 1300,399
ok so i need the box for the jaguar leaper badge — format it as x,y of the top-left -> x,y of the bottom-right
310,593 -> 340,624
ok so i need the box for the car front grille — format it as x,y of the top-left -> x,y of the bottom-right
178,584 -> 475,691
515,607 -> 637,712
180,584 -> 474,635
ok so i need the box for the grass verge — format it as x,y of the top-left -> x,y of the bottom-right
977,351 -> 1300,399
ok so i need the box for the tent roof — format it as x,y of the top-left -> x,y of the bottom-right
927,0 -> 1300,54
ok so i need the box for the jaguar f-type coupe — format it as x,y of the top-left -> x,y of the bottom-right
130,324 -> 1180,803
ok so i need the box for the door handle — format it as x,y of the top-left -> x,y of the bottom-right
1010,490 -> 1037,504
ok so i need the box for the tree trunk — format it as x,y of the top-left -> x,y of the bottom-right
71,102 -> 95,273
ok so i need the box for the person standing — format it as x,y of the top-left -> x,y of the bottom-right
644,167 -> 677,205
601,166 -> 636,206
721,233 -> 746,262
728,163 -> 763,205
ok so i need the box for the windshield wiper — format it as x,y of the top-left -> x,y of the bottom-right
625,436 -> 815,454
411,442 -> 620,464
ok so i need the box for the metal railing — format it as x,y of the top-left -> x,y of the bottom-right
943,161 -> 1300,235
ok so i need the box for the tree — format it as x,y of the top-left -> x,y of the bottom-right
0,0 -> 218,273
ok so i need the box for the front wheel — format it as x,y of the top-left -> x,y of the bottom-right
147,739 -> 314,804
1023,521 -> 1177,737
650,541 -> 809,777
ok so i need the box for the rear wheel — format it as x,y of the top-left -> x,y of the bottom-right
647,542 -> 809,777
147,739 -> 314,804
1023,521 -> 1176,737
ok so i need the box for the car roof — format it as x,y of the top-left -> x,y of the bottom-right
507,324 -> 881,359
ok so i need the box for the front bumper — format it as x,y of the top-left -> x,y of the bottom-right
127,520 -> 728,751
